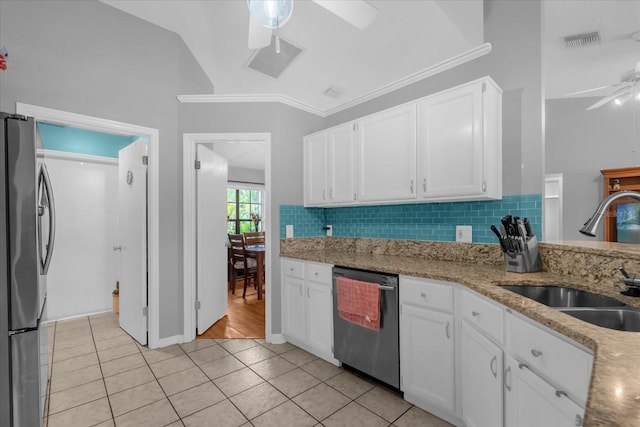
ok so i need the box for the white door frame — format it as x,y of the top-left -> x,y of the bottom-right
183,133 -> 271,342
16,103 -> 161,349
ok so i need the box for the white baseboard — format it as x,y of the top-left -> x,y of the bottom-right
155,334 -> 185,349
267,333 -> 287,344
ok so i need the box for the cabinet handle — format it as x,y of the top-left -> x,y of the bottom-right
490,355 -> 497,378
299,285 -> 303,295
329,188 -> 334,199
555,390 -> 568,398
353,193 -> 357,201
445,322 -> 450,339
423,178 -> 427,192
504,366 -> 512,391
531,349 -> 543,358
518,363 -> 528,370
472,311 -> 480,317
307,288 -> 310,298
420,292 -> 427,298
575,414 -> 583,426
314,272 -> 318,276
410,180 -> 414,193
323,189 -> 326,201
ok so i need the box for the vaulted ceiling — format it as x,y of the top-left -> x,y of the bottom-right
101,0 -> 484,115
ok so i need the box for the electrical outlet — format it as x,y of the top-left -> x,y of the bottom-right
326,225 -> 332,237
456,225 -> 472,243
286,225 -> 294,238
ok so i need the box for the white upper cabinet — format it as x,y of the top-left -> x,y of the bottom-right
304,123 -> 355,206
302,76 -> 502,207
417,77 -> 502,201
328,123 -> 356,204
356,104 -> 417,202
303,132 -> 328,206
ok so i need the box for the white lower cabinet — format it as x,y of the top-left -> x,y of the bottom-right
460,319 -> 504,427
283,274 -> 306,344
400,277 -> 455,416
504,354 -> 585,427
281,258 -> 336,363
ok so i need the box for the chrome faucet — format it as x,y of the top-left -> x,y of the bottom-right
579,190 -> 640,236
619,267 -> 640,296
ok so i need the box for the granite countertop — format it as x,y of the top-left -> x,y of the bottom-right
280,239 -> 640,427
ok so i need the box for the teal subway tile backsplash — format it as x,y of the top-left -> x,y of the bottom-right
279,194 -> 542,243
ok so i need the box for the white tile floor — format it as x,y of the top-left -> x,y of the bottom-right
44,312 -> 453,427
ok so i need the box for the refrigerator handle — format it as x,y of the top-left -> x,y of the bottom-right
39,164 -> 56,274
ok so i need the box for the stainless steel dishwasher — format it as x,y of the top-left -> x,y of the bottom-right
332,266 -> 400,389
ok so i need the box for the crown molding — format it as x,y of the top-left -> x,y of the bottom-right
177,93 -> 326,116
177,42 -> 492,118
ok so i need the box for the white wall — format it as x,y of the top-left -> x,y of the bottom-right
45,152 -> 119,320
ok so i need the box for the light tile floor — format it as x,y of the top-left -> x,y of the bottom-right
44,312 -> 453,427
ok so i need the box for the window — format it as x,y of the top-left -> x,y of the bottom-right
227,188 -> 263,234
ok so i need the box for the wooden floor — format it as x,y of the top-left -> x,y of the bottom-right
197,280 -> 265,339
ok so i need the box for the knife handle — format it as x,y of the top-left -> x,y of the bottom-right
523,218 -> 533,237
491,225 -> 508,253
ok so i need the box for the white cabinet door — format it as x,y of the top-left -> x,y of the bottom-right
460,320 -> 503,427
328,123 -> 356,204
356,104 -> 417,202
400,304 -> 454,413
504,355 -> 585,427
306,280 -> 333,358
304,132 -> 328,206
417,78 -> 502,201
284,276 -> 306,344
417,82 -> 483,199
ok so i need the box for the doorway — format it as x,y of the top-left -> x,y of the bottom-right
16,103 -> 162,348
183,133 -> 271,343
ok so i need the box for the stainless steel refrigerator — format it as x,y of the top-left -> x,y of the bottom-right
0,113 -> 55,427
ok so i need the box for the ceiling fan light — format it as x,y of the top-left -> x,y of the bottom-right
614,98 -> 622,106
248,0 -> 293,29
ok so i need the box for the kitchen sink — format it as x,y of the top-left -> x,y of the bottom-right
500,285 -> 627,308
559,308 -> 640,332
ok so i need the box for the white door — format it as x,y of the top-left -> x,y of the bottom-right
400,304 -> 455,412
504,355 -> 585,427
306,280 -> 333,358
196,145 -> 228,335
284,276 -> 306,344
303,132 -> 328,206
118,139 -> 148,345
460,321 -> 503,427
418,82 -> 483,199
357,104 -> 417,202
328,123 -> 356,204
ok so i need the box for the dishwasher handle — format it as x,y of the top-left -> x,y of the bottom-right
378,285 -> 396,291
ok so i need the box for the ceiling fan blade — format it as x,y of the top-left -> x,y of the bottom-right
248,15 -> 272,49
586,87 -> 633,110
563,81 -> 632,98
312,0 -> 378,29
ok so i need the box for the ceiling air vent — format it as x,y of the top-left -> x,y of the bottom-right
564,31 -> 601,48
247,36 -> 302,79
323,86 -> 343,99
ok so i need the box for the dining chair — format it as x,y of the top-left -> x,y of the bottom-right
228,233 -> 258,298
243,231 -> 265,247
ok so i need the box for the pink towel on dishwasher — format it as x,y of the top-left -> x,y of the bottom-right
336,277 -> 380,331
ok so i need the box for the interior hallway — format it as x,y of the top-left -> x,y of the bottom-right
44,312 -> 453,426
198,280 -> 266,339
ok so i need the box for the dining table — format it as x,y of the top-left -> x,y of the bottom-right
245,245 -> 266,300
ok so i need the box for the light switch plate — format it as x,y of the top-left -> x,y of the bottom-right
456,225 -> 472,243
286,225 -> 294,238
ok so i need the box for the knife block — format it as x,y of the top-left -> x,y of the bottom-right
504,236 -> 542,273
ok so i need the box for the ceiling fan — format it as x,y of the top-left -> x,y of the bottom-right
247,0 -> 378,51
565,60 -> 640,110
